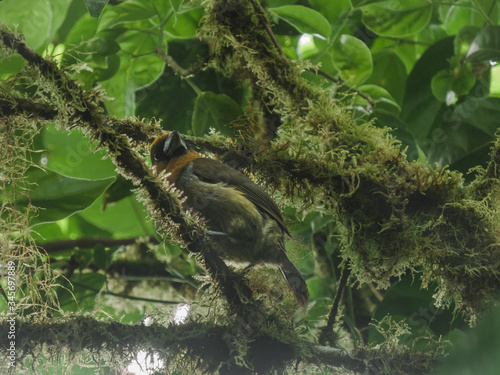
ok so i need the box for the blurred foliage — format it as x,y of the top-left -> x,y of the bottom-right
1,0 -> 500,373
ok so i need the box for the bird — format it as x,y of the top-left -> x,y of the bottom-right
150,131 -> 309,307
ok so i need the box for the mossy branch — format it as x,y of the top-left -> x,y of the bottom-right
1,317 -> 437,374
0,26 -> 250,314
201,0 -> 500,320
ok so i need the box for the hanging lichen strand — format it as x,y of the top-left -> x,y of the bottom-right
201,0 -> 500,321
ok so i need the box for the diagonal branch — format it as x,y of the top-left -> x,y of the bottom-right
0,26 -> 249,314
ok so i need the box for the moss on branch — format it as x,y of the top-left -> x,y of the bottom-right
201,0 -> 500,320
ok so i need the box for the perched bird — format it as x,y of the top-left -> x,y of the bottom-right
150,131 -> 309,307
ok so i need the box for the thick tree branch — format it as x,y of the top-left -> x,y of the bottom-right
202,0 -> 500,320
1,317 -> 421,374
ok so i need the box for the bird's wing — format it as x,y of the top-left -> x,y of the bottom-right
191,158 -> 290,236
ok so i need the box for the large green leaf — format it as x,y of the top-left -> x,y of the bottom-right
269,5 -> 332,38
308,0 -> 351,24
401,37 -> 454,141
466,26 -> 500,63
332,35 -> 373,85
42,125 -> 116,180
359,0 -> 432,37
427,98 -> 500,174
79,195 -> 155,238
10,168 -> 115,226
0,0 -> 72,51
100,53 -> 164,118
439,0 -> 499,36
117,29 -> 161,56
364,50 -> 408,104
101,174 -> 135,210
191,92 -> 243,136
97,0 -> 157,32
33,214 -> 112,243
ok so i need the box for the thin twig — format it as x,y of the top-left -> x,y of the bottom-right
319,264 -> 351,345
249,0 -> 285,57
313,69 -> 376,108
70,281 -> 183,305
37,237 -> 158,253
158,52 -> 210,77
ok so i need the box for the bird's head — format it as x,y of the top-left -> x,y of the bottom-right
150,131 -> 188,174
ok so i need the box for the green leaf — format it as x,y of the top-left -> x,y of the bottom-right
65,13 -> 98,45
430,66 -> 476,105
150,0 -> 175,16
117,29 -> 159,55
100,54 -> 164,118
84,0 -> 109,18
42,124 -> 116,179
74,248 -> 94,271
33,215 -> 112,243
97,0 -> 156,31
306,276 -> 335,299
85,37 -> 120,56
101,175 -> 135,210
191,92 -> 243,136
164,6 -> 204,39
332,35 -> 373,85
359,0 -> 432,37
0,0 -> 72,51
401,37 -> 454,141
466,26 -> 500,63
56,273 -> 106,312
308,0 -> 351,24
440,0 -> 499,36
269,5 -> 331,38
358,84 -> 401,116
275,34 -> 301,60
365,50 -> 407,104
12,168 -> 115,226
269,0 -> 299,6
491,64 -> 500,98
297,33 -> 327,59
454,26 -> 481,59
79,195 -> 155,238
427,97 -> 500,175
91,54 -> 121,82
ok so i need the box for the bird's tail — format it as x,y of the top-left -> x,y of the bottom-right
278,251 -> 309,307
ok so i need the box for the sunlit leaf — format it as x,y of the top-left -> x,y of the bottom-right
332,34 -> 373,85
269,5 -> 331,37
